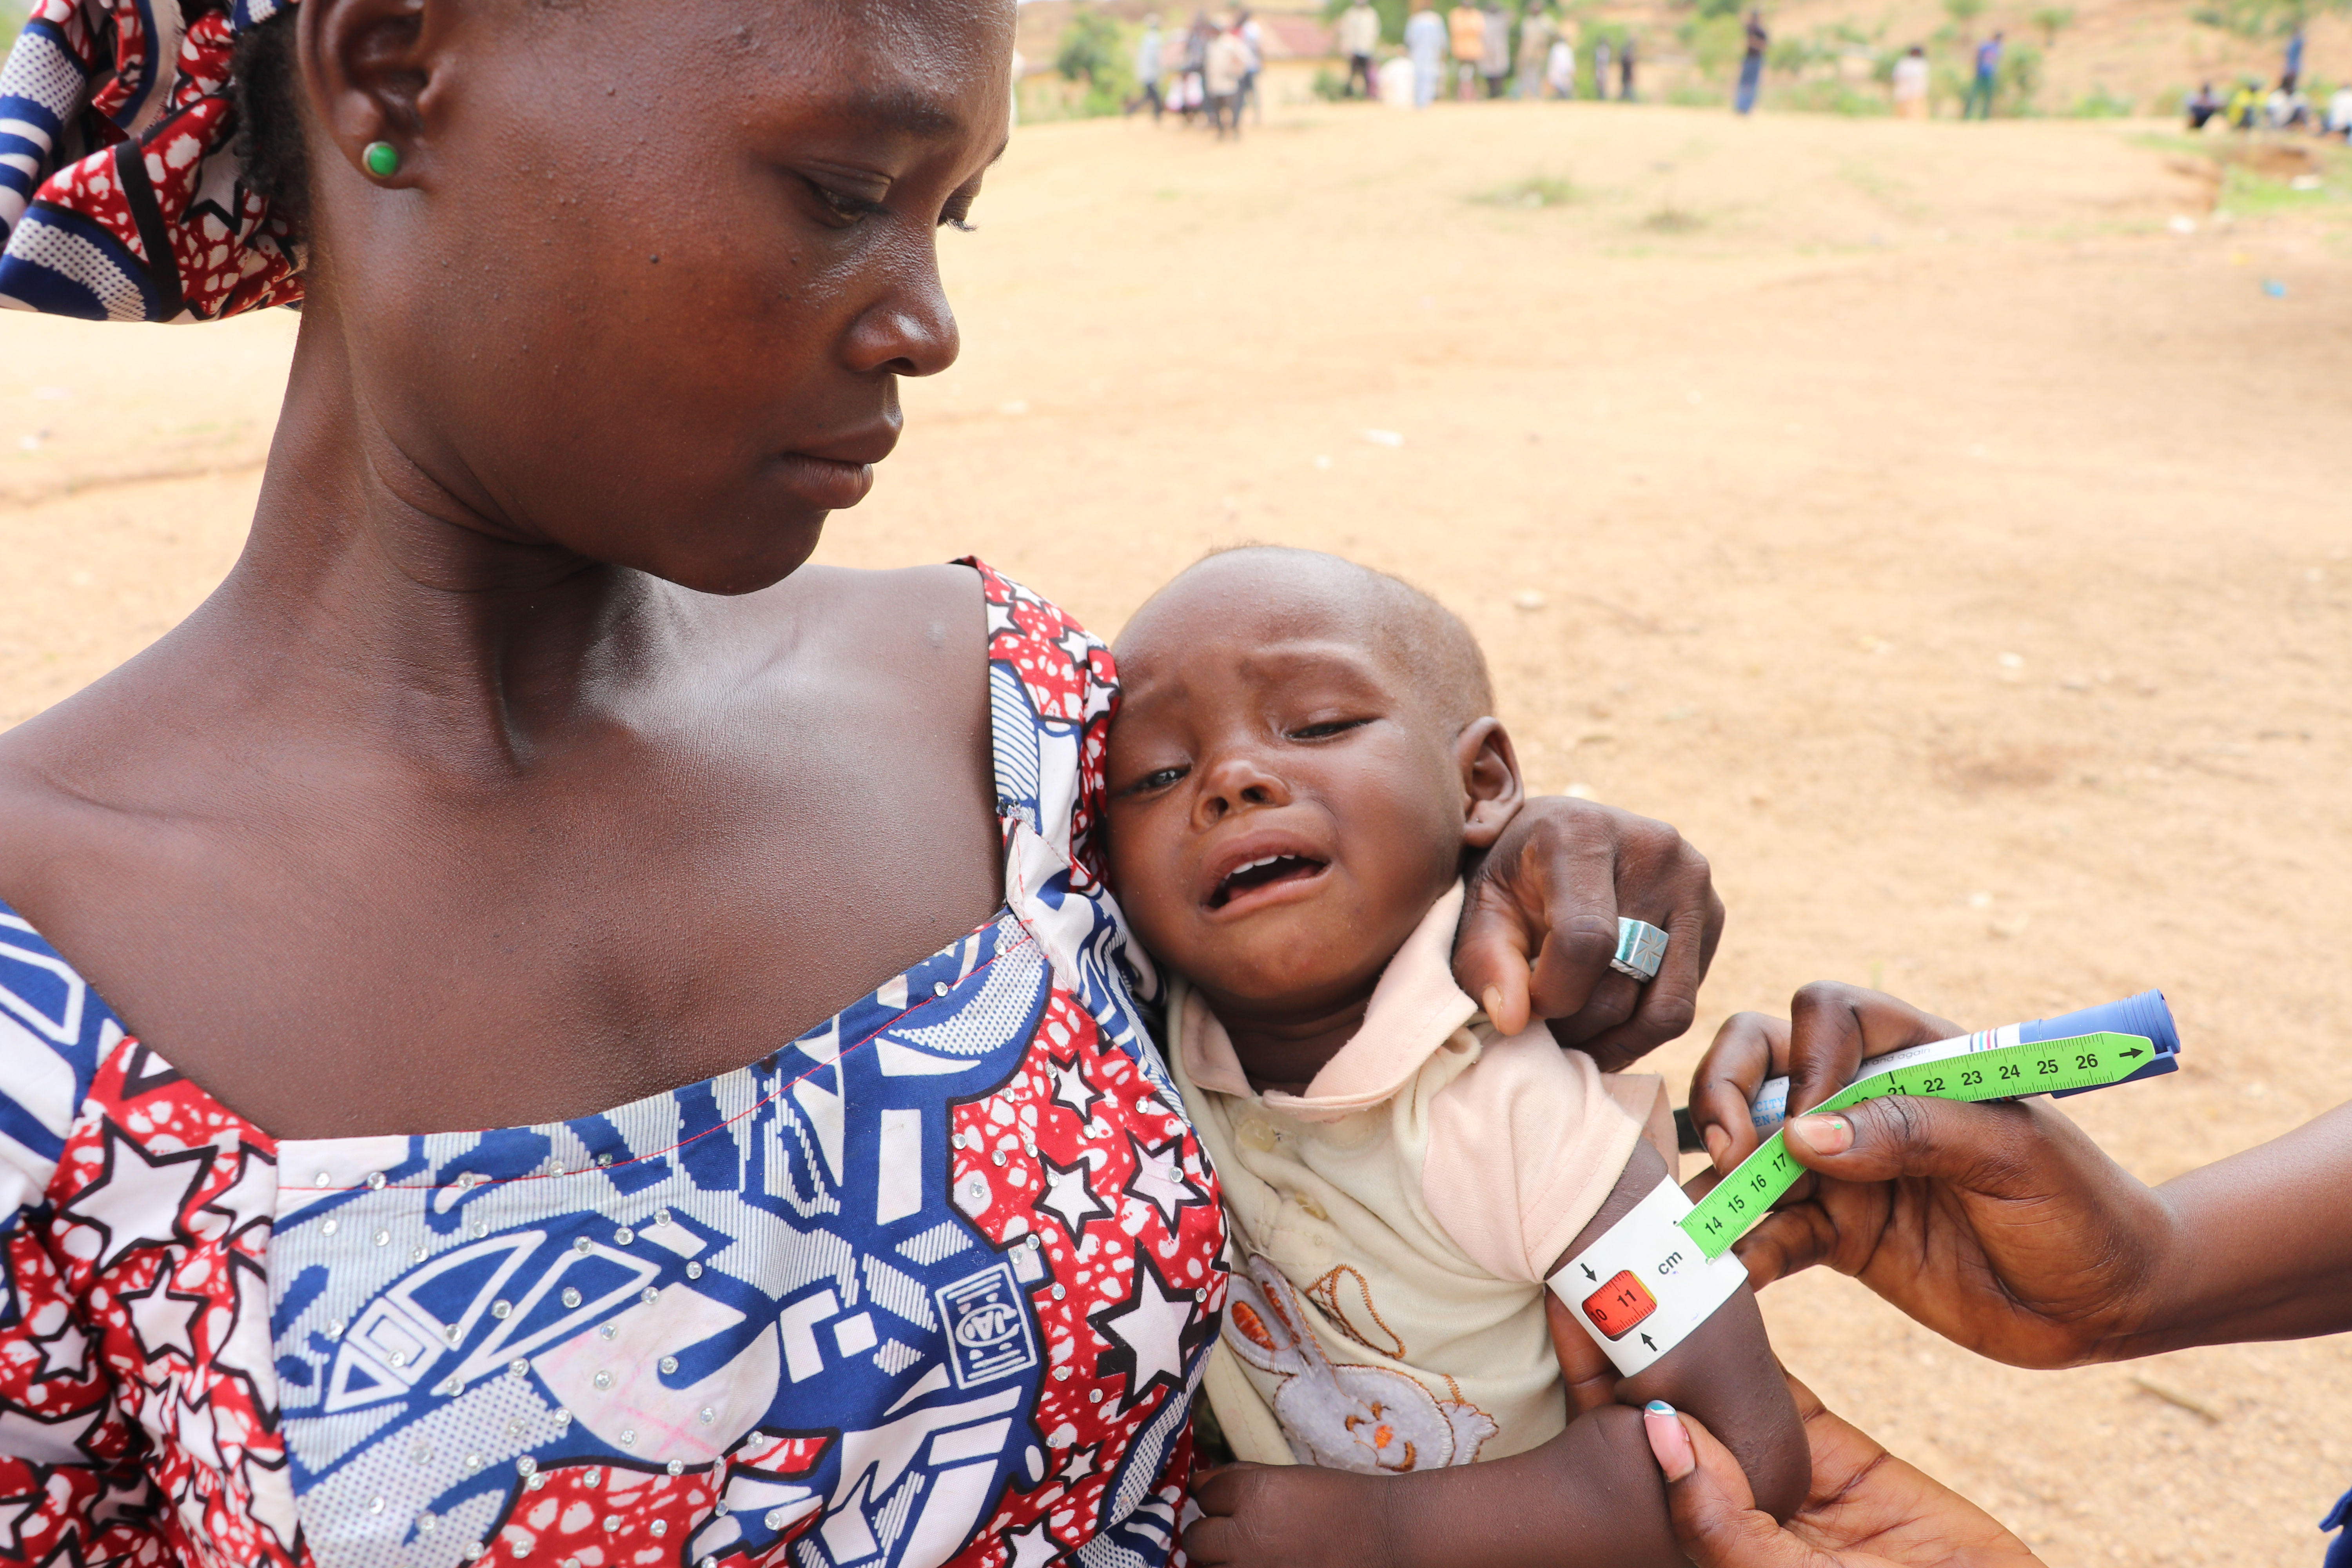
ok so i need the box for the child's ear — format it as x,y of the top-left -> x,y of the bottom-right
1453,717 -> 1525,850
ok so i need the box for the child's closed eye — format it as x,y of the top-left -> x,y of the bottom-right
1120,764 -> 1190,797
1289,718 -> 1373,741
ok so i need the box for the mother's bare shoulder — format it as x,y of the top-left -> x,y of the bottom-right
715,560 -> 993,712
0,733 -> 134,943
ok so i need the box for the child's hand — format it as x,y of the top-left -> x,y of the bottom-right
1184,1462 -> 1401,1568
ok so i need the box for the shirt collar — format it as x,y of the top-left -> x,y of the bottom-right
1176,882 -> 1480,1121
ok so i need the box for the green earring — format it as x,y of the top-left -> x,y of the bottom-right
363,141 -> 401,180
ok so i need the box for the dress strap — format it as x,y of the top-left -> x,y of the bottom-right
957,558 -> 1165,1072
0,902 -> 128,1209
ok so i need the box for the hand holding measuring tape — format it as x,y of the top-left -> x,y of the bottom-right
1552,987 -> 2181,1376
1684,983 -> 2214,1369
1633,984 -> 2352,1568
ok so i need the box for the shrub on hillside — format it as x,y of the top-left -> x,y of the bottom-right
1055,7 -> 1136,117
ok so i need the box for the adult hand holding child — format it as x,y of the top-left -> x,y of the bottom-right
1454,799 -> 1724,1071
1641,1383 -> 2043,1568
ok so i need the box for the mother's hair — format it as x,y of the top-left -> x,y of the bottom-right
231,9 -> 311,236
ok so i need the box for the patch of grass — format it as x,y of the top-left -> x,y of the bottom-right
2131,130 -> 2224,161
1838,160 -> 1927,220
1770,79 -> 1893,116
1473,175 -> 1578,209
2071,83 -> 2136,117
1642,203 -> 1707,232
2218,156 -> 2351,216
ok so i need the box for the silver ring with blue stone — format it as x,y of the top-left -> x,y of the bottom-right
1611,918 -> 1669,982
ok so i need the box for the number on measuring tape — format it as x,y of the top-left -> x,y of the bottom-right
1581,1272 -> 1657,1339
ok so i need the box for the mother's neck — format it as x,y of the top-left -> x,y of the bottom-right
194,297 -> 684,774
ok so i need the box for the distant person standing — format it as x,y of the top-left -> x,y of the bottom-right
1339,0 -> 1382,97
1180,12 -> 1213,124
1964,30 -> 2003,119
1735,10 -> 1767,113
2283,26 -> 2305,93
1593,36 -> 1613,99
1479,0 -> 1512,96
1892,43 -> 1929,118
1131,13 -> 1167,119
1237,8 -> 1265,123
1516,3 -> 1558,97
2185,80 -> 2221,128
1406,0 -> 1448,105
1545,29 -> 1577,98
1450,2 -> 1485,98
1619,35 -> 1639,100
1205,16 -> 1251,137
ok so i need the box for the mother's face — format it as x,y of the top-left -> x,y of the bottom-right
297,0 -> 1012,592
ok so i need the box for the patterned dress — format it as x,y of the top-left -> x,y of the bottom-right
0,564 -> 1227,1568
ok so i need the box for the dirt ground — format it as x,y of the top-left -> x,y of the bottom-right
7,101 -> 2352,1565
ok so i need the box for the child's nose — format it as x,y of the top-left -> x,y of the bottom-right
1194,752 -> 1292,822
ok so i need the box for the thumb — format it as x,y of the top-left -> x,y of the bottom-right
1644,1403 -> 1816,1568
1784,1095 -> 2045,1192
1452,884 -> 1534,1034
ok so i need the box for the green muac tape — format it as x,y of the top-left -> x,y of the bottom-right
1681,1029 -> 2165,1259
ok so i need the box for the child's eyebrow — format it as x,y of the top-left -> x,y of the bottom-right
1232,641 -> 1395,689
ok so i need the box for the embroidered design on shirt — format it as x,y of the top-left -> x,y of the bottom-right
1223,1256 -> 1496,1474
1306,1265 -> 1408,1360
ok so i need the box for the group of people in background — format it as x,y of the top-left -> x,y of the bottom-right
1126,4 -> 2341,134
1130,11 -> 1263,137
2182,29 -> 2350,138
1379,0 -> 1639,108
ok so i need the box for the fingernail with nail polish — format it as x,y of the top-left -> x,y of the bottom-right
1643,1401 -> 1694,1481
1793,1114 -> 1851,1154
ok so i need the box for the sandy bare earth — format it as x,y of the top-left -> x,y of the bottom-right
6,100 -> 2352,1566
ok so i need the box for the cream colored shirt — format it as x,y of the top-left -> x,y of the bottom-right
1171,884 -> 1675,1472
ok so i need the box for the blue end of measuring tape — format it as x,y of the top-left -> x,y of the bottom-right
2023,989 -> 2180,1096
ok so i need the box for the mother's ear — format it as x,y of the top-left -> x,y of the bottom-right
1453,716 -> 1525,849
298,0 -> 453,191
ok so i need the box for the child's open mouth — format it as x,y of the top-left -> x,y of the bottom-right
1209,854 -> 1328,910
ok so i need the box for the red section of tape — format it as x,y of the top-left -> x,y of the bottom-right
1581,1270 -> 1657,1340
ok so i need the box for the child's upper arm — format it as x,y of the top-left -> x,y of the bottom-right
1543,1140 -> 1809,1522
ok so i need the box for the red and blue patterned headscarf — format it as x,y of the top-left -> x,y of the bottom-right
0,0 -> 303,321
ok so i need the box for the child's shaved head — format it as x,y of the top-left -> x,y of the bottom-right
1119,547 -> 1496,733
1106,547 -> 1523,1050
